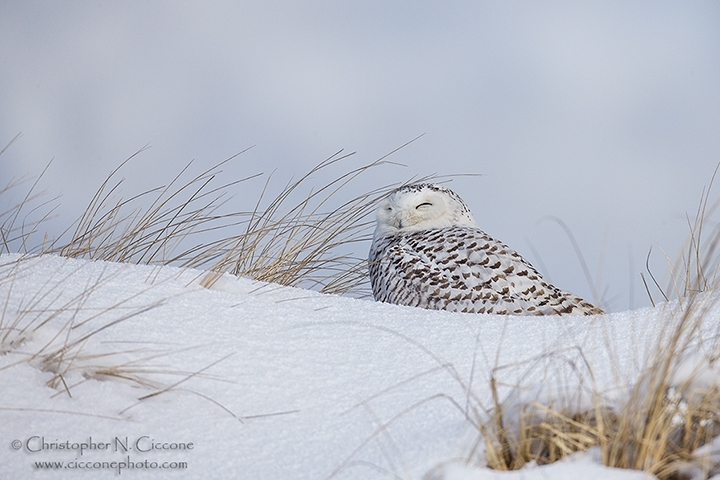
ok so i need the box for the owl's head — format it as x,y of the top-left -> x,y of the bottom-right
374,184 -> 478,235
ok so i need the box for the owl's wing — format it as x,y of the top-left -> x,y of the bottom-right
370,226 -> 602,315
369,234 -> 453,309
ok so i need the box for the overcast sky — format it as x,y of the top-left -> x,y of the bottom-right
2,2 -> 720,311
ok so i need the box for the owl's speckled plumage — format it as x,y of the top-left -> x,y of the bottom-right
368,184 -> 603,316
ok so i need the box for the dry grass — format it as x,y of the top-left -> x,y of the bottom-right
0,257 -> 159,392
478,299 -> 720,479
0,138 -> 438,407
0,253 -> 241,419
0,149 -> 60,256
0,253 -> 207,394
643,164 -> 720,307
55,146 -> 261,268
473,168 -> 720,479
0,151 -> 220,399
198,144 -> 440,294
2,138 -> 439,297
601,297 -> 720,479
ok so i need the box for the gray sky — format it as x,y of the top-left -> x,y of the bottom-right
2,1 -> 720,311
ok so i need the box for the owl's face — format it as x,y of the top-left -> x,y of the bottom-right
374,184 -> 478,235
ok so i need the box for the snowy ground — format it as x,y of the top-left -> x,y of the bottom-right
1,254 -> 718,479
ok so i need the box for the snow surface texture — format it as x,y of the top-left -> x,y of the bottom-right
0,254 -> 719,479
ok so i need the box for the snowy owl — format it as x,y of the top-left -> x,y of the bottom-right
368,184 -> 604,316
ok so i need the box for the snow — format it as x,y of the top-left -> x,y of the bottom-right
427,448 -> 650,480
1,253 -> 719,479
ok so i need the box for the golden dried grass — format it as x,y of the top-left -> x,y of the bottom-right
474,166 -> 720,480
0,138 -> 436,404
